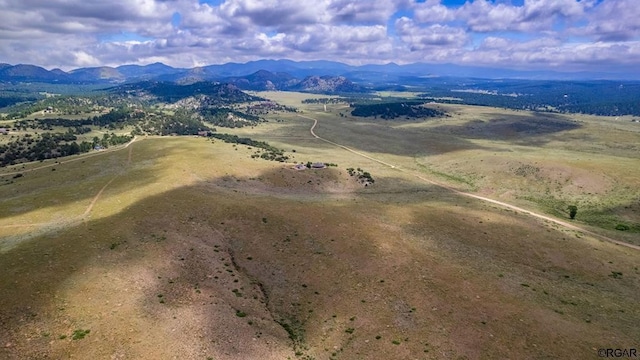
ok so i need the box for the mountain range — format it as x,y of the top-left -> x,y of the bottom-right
1,60 -> 636,90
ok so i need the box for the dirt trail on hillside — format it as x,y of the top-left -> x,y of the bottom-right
82,137 -> 136,218
298,114 -> 640,251
0,136 -> 137,178
127,139 -> 133,165
82,176 -> 118,217
0,137 -> 137,231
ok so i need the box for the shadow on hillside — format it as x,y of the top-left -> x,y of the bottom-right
0,162 -> 458,359
265,119 -> 492,157
1,162 -> 638,359
207,164 -> 456,204
0,182 -> 295,359
267,111 -> 581,155
399,202 -> 640,351
427,112 -> 581,145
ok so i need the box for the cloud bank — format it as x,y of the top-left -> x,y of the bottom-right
0,0 -> 638,75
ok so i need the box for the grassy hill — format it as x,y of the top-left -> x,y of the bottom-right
0,94 -> 638,359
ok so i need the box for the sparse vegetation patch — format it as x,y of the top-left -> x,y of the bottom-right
71,329 -> 90,340
346,167 -> 375,186
209,133 -> 289,162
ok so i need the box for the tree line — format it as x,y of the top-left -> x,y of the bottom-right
350,101 -> 445,119
418,80 -> 640,116
0,132 -> 132,167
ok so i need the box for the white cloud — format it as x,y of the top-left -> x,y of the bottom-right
579,0 -> 640,41
0,0 -> 637,75
73,51 -> 101,67
463,35 -> 640,73
396,17 -> 469,49
455,0 -> 593,33
326,0 -> 410,25
413,0 -> 455,24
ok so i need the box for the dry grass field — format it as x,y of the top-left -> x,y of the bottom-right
0,94 -> 639,359
253,93 -> 640,242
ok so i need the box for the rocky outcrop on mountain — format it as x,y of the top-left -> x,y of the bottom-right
290,75 -> 367,93
224,70 -> 298,91
68,67 -> 125,82
108,81 -> 263,104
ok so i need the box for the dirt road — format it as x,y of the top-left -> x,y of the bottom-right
298,114 -> 640,251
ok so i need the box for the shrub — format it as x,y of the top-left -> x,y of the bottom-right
609,271 -> 623,279
71,329 -> 90,340
615,224 -> 630,231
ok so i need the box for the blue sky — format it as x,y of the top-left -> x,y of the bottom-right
0,0 -> 638,76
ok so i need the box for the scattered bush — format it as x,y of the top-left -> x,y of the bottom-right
609,271 -> 623,279
346,167 -> 375,185
71,329 -> 90,340
615,224 -> 630,231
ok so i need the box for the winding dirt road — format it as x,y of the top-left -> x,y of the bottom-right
298,114 -> 640,251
